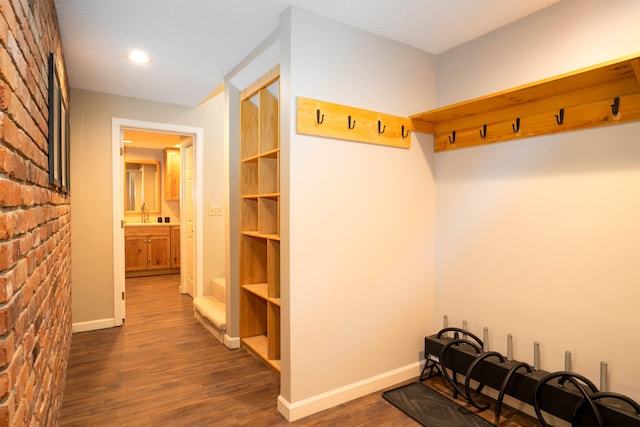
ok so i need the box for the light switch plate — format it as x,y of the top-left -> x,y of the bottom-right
208,205 -> 223,216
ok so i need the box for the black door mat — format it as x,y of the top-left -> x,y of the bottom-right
382,382 -> 495,427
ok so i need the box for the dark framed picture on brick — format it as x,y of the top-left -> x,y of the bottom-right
48,52 -> 70,193
61,94 -> 69,191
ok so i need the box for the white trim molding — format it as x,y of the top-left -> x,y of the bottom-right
72,318 -> 116,333
224,334 -> 241,349
277,361 -> 423,422
111,118 -> 205,327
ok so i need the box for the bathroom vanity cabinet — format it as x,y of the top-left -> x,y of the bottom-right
164,148 -> 180,201
125,225 -> 180,277
170,225 -> 180,268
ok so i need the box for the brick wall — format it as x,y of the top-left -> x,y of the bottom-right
0,0 -> 71,425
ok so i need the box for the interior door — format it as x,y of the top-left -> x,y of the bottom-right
115,128 -> 125,325
185,144 -> 195,296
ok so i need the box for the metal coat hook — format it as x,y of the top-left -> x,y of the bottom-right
479,124 -> 487,138
316,109 -> 324,124
611,97 -> 620,116
512,117 -> 521,133
377,120 -> 386,135
348,115 -> 356,130
448,130 -> 456,144
401,125 -> 410,139
555,108 -> 565,125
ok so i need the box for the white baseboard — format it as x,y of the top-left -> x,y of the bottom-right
72,318 -> 116,333
277,361 -> 423,422
224,334 -> 241,349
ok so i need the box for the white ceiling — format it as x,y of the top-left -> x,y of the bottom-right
54,0 -> 560,107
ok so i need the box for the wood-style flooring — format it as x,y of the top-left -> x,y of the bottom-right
59,274 -> 538,426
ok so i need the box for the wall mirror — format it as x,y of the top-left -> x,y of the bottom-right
124,160 -> 160,213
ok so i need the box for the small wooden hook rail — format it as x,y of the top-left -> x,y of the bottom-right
297,97 -> 414,149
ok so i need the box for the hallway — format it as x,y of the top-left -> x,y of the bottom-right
58,275 -> 417,426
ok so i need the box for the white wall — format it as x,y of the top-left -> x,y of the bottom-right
435,0 -> 640,400
199,94 -> 227,292
70,89 -> 226,324
279,7 -> 437,420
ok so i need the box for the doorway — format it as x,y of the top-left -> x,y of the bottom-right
112,118 -> 204,325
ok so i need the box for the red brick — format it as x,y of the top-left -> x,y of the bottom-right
1,112 -> 19,149
0,401 -> 10,426
0,240 -> 19,271
33,131 -> 46,154
0,0 -> 19,35
12,307 -> 27,348
12,401 -> 25,427
23,376 -> 36,424
21,329 -> 32,362
0,331 -> 14,368
0,46 -> 18,92
0,291 -> 22,334
0,269 -> 14,303
11,152 -> 27,180
18,232 -> 33,257
0,211 -> 15,239
27,208 -> 37,231
36,224 -> 47,243
0,178 -> 21,206
0,9 -> 9,47
19,182 -> 33,206
0,145 -> 12,173
0,79 -> 10,110
20,275 -> 32,310
34,168 -> 47,187
0,370 -> 8,401
34,206 -> 44,224
13,209 -> 26,234
13,259 -> 29,291
11,0 -> 26,28
24,250 -> 35,275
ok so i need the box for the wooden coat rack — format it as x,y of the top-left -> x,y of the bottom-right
297,97 -> 414,149
296,54 -> 640,153
410,53 -> 640,152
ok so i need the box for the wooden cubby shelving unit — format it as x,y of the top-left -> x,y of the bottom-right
239,65 -> 281,372
410,53 -> 640,152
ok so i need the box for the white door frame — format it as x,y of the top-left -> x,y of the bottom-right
112,118 -> 204,325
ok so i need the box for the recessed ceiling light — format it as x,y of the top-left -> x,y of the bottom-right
124,139 -> 133,143
127,50 -> 151,64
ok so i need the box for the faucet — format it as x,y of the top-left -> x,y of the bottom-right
141,201 -> 149,223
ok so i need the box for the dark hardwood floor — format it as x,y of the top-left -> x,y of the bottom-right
59,274 -> 537,426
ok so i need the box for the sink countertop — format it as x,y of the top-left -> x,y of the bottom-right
125,222 -> 180,227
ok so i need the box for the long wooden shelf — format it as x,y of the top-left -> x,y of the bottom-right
411,53 -> 640,152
